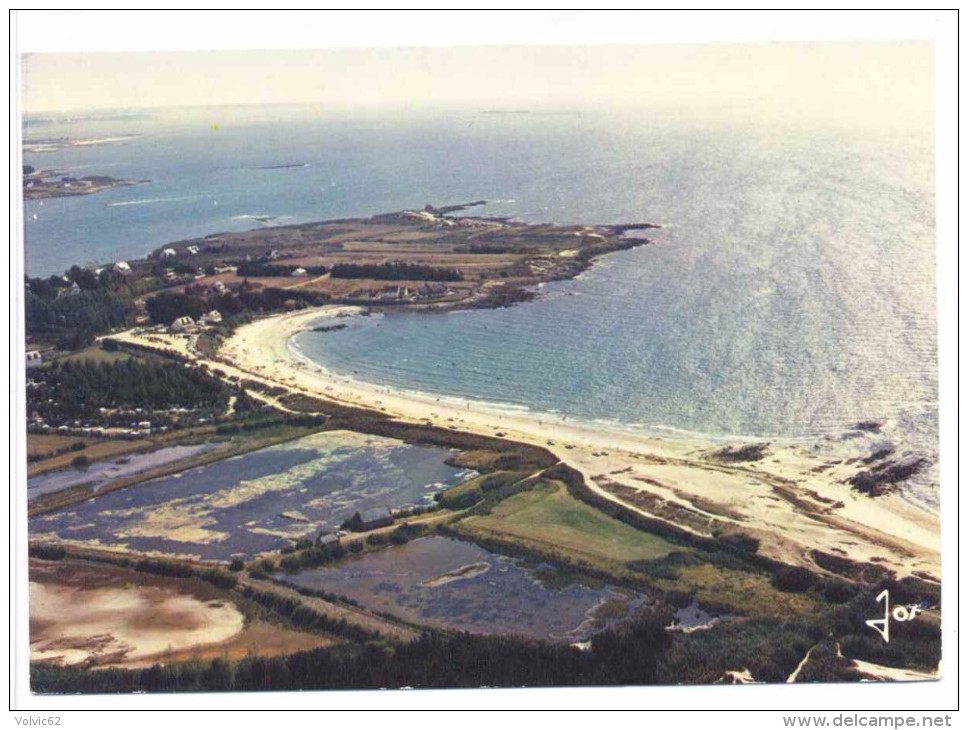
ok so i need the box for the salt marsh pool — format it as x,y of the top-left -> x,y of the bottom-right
29,430 -> 474,560
285,536 -> 647,641
27,443 -> 216,502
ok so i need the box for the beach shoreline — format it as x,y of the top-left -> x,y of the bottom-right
159,305 -> 939,581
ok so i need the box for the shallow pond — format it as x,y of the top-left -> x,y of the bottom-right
27,443 -> 216,501
285,536 -> 646,641
29,431 -> 473,560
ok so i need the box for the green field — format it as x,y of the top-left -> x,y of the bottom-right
460,480 -> 681,566
55,344 -> 134,365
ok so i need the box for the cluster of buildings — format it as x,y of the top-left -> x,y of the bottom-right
160,245 -> 201,259
25,407 -> 162,439
169,310 -> 223,334
184,278 -> 234,299
350,282 -> 452,303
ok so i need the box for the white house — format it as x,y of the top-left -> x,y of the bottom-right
291,267 -> 308,277
199,310 -> 222,325
402,210 -> 437,222
57,281 -> 82,298
170,316 -> 196,333
161,248 -> 177,259
186,245 -> 200,255
114,261 -> 132,274
25,351 -> 42,369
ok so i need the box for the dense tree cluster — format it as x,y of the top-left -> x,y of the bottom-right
657,617 -> 824,684
27,265 -> 155,301
26,290 -> 131,346
146,287 -> 331,326
28,359 -> 229,425
145,292 -> 209,326
25,267 -> 162,345
329,262 -> 463,281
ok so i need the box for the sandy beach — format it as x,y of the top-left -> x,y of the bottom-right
113,305 -> 940,581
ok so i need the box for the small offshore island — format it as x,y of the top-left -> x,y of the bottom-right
23,165 -> 146,200
24,204 -> 940,692
23,134 -> 141,154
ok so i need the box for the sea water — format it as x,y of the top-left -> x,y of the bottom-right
22,105 -> 938,506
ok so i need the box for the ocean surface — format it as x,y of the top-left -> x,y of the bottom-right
22,104 -> 939,506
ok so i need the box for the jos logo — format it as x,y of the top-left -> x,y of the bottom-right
865,589 -> 921,643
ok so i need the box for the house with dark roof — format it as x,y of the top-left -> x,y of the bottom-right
346,507 -> 394,532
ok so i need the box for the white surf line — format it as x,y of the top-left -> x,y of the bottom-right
107,196 -> 200,207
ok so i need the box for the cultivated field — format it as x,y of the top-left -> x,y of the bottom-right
458,480 -> 681,567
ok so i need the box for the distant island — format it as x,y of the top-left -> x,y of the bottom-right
23,134 -> 140,154
479,110 -> 581,117
23,166 -> 147,200
253,162 -> 311,170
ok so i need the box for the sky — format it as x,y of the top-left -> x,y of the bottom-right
20,41 -> 934,131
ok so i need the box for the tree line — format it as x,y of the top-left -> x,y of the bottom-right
329,262 -> 463,281
236,262 -> 328,278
